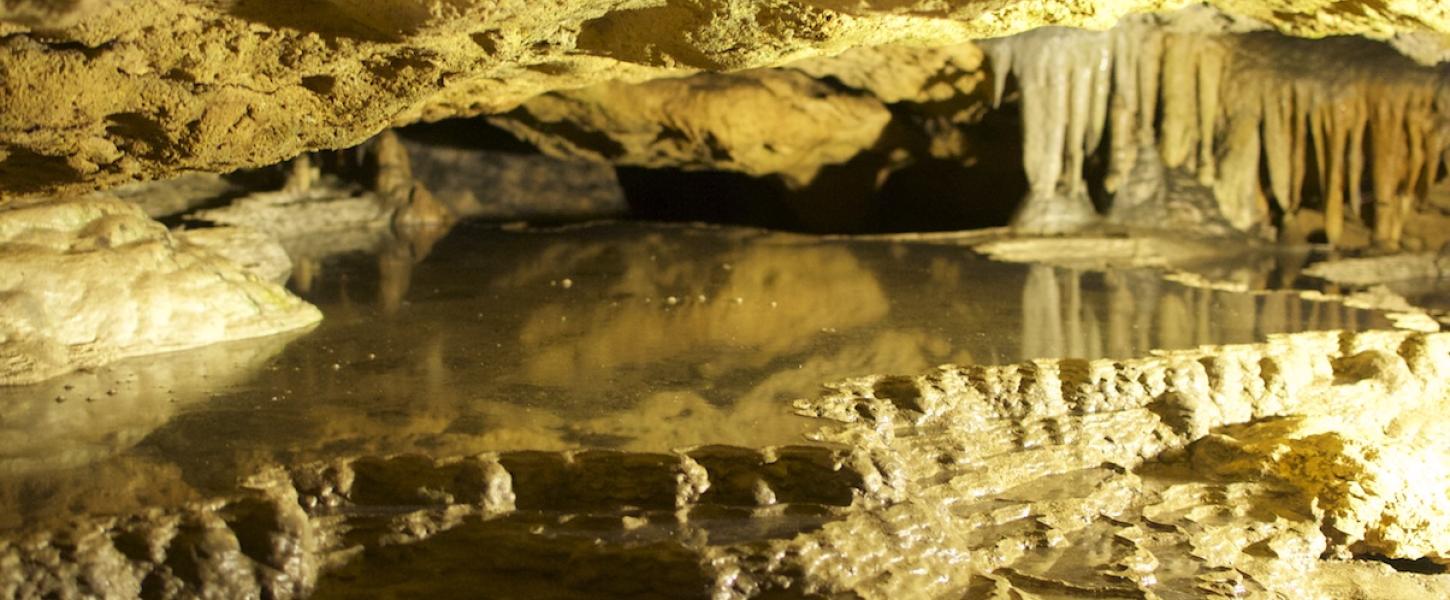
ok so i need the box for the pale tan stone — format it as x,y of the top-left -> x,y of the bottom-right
0,197 -> 320,384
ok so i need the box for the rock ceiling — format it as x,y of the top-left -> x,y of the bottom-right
0,0 -> 1448,199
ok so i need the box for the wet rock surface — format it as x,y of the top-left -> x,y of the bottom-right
0,197 -> 319,385
778,328 -> 1450,598
0,221 -> 1439,598
1,0 -> 1448,596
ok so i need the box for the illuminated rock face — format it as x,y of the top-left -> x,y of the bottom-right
0,198 -> 320,384
489,70 -> 894,188
7,330 -> 1448,598
984,13 -> 1450,246
0,222 -> 1441,599
776,329 -> 1450,598
0,0 -> 1448,199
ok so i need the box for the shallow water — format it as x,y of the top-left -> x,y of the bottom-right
0,221 -> 1398,530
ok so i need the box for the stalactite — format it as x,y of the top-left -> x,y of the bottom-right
1289,82 -> 1310,214
1210,36 -> 1450,247
1405,88 -> 1433,203
1159,33 -> 1199,172
983,28 -> 1111,232
1371,94 -> 1408,247
986,16 -> 1449,248
1105,26 -> 1140,194
1214,86 -> 1262,230
1346,96 -> 1368,219
1196,40 -> 1226,185
1262,86 -> 1293,213
1087,45 -> 1113,154
1137,30 -> 1164,150
1321,96 -> 1349,244
1022,264 -> 1064,359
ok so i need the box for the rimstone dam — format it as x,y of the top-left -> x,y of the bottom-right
5,0 -> 1450,597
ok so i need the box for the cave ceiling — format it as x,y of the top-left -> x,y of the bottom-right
0,0 -> 1448,198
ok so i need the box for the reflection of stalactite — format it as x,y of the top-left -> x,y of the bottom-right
1215,289 -> 1255,345
1020,266 -> 1106,360
1022,265 -> 1065,359
1104,270 -> 1162,358
1022,264 -> 1389,361
986,13 -> 1450,247
1157,290 -> 1194,350
377,243 -> 413,316
291,257 -> 320,295
377,223 -> 453,316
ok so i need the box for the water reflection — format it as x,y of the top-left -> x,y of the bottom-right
500,238 -> 889,388
0,222 -> 1398,530
1019,265 -> 1379,360
0,331 -> 306,529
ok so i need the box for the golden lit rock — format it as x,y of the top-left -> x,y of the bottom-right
1,1 -> 1449,197
0,198 -> 319,384
1,0 -> 1449,597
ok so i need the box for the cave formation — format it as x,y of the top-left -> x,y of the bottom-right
3,1 -> 1450,598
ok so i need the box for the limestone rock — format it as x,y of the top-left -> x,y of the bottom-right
490,70 -> 893,187
0,197 -> 320,385
398,137 -> 629,222
108,172 -> 240,218
764,330 -> 1450,597
786,43 -> 986,105
189,184 -> 393,239
175,225 -> 294,285
1,1 -> 1448,198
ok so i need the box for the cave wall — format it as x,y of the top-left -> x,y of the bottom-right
1,0 -> 1449,200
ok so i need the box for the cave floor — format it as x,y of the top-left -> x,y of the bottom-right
1,221 -> 1444,598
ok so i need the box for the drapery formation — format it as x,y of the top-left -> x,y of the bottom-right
987,21 -> 1450,247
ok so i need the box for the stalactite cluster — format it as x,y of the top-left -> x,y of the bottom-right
987,18 -> 1450,248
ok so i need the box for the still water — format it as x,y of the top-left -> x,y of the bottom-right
0,221 -> 1396,530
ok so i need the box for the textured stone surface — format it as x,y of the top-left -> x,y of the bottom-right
0,197 -> 320,384
764,329 -> 1450,598
6,329 -> 1448,598
1,0 -> 1448,198
490,69 -> 893,186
